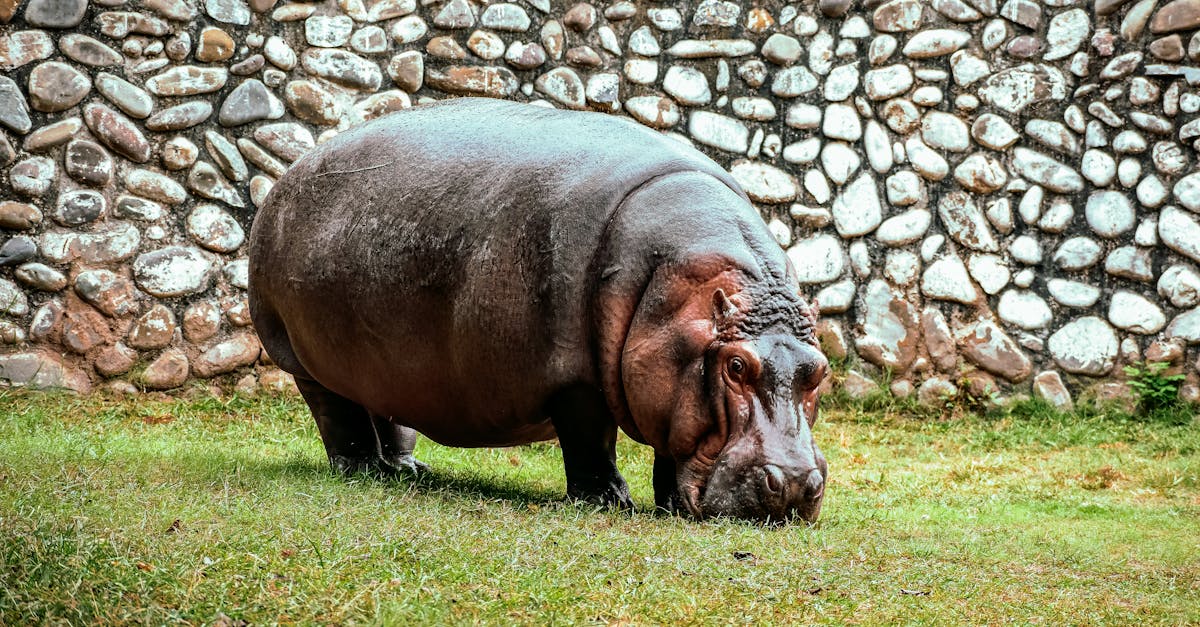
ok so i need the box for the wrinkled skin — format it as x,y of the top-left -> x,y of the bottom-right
249,98 -> 828,523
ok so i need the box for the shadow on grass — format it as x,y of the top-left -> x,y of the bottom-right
242,455 -> 564,507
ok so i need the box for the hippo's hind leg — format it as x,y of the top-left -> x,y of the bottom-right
295,378 -> 422,477
370,414 -> 429,474
548,385 -> 633,509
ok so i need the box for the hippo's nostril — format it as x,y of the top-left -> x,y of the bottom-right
804,469 -> 824,501
762,464 -> 786,497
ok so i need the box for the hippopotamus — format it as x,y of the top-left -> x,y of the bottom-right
248,98 -> 829,522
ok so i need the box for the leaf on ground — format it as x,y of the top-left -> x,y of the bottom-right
900,588 -> 930,596
732,551 -> 756,561
806,587 -> 823,595
141,414 -> 175,425
135,561 -> 154,572
165,519 -> 181,534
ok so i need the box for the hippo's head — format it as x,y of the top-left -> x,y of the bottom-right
621,267 -> 828,524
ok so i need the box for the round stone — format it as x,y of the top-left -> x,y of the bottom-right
28,61 -> 90,112
64,140 -> 114,186
53,189 -> 105,226
1084,191 -> 1136,238
187,204 -> 245,253
1048,317 -> 1119,376
133,246 -> 214,297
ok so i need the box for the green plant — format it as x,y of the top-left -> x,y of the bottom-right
1123,362 -> 1187,414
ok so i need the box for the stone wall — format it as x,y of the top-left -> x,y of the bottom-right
1,0 -> 1200,405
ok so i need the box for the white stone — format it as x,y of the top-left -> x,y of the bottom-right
902,29 -> 970,58
938,192 -> 998,252
921,235 -> 945,262
820,142 -> 861,184
1044,8 -> 1089,61
971,113 -> 1019,150
1175,172 -> 1200,212
1108,290 -> 1166,334
848,241 -> 871,278
663,66 -> 710,106
731,97 -> 776,121
863,121 -> 893,173
831,173 -> 882,238
1010,235 -> 1042,265
921,111 -> 970,152
782,138 -> 821,164
1084,191 -> 1135,238
1159,206 -> 1200,265
1047,278 -> 1101,308
1080,149 -> 1117,187
1048,317 -> 1118,376
1053,237 -> 1102,270
921,254 -> 976,304
905,137 -> 949,181
822,103 -> 861,141
863,64 -> 913,100
884,250 -> 920,286
804,169 -> 831,204
876,208 -> 930,246
788,234 -> 845,284
623,59 -> 657,85
1158,264 -> 1200,309
729,161 -> 797,203
815,280 -> 855,314
885,171 -> 924,206
953,153 -> 1007,193
968,254 -> 1011,295
950,50 -> 990,87
824,63 -> 859,101
628,26 -> 659,56
998,290 -> 1052,330
771,66 -> 819,97
1011,147 -> 1084,193
688,111 -> 748,153
1167,307 -> 1200,344
1038,196 -> 1074,234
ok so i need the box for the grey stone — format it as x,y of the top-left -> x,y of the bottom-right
1048,317 -> 1119,376
133,246 -> 214,297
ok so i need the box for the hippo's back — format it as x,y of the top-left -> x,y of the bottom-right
249,98 -> 743,445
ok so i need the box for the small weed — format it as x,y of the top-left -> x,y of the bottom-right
1123,362 -> 1188,418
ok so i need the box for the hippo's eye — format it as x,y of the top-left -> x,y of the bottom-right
729,357 -> 746,377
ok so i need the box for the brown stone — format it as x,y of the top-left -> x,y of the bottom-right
387,51 -> 423,92
0,201 -> 42,230
1096,0 -> 1132,15
1149,34 -> 1186,60
193,334 -> 261,377
426,36 -> 468,60
1150,0 -> 1200,34
83,103 -> 151,163
745,7 -> 774,33
62,308 -> 108,354
65,139 -> 113,186
28,61 -> 91,112
128,304 -> 176,349
249,0 -> 277,11
94,343 -> 137,377
562,2 -> 596,31
956,319 -> 1032,383
820,0 -> 854,18
74,270 -> 140,318
259,368 -> 297,394
283,80 -> 342,126
196,26 -> 235,62
0,0 -> 21,23
921,307 -> 958,372
1032,371 -> 1073,410
1090,382 -> 1136,411
816,319 -> 848,360
23,117 -> 83,152
856,280 -> 919,372
224,298 -> 252,326
183,301 -> 221,342
1144,338 -> 1185,363
425,66 -> 519,98
565,45 -> 602,67
0,350 -> 90,393
142,348 -> 189,389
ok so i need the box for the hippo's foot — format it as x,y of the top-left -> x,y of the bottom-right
380,453 -> 430,475
566,475 -> 634,510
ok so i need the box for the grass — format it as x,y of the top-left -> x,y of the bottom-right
0,389 -> 1198,625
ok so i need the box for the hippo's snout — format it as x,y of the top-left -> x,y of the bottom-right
758,464 -> 825,523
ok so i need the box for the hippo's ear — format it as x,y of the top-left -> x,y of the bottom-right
712,288 -> 738,322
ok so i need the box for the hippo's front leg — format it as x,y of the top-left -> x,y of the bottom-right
548,385 -> 634,509
653,455 -> 684,514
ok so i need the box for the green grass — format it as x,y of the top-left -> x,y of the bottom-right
1,390 -> 1198,625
